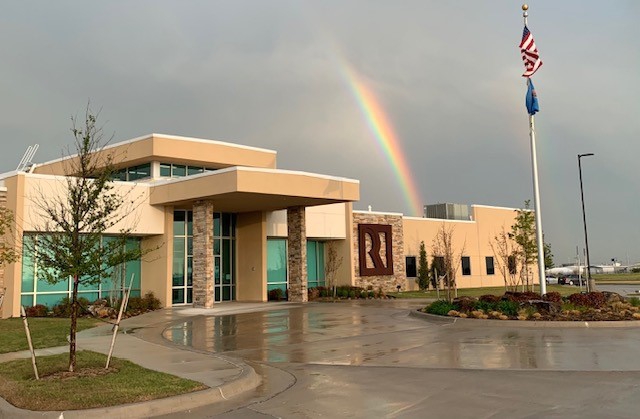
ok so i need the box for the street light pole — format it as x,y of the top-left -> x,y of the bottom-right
578,153 -> 595,292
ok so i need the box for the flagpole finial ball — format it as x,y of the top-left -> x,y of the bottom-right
522,4 -> 529,11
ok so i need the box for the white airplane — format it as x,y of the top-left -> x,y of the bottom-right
545,266 -> 579,276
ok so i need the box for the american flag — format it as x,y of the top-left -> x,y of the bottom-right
519,26 -> 543,77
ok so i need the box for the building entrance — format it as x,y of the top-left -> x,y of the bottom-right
173,210 -> 235,305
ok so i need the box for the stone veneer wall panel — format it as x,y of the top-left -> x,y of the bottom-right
287,206 -> 307,302
352,213 -> 405,292
192,201 -> 214,308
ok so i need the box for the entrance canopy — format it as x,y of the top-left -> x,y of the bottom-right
150,166 -> 359,212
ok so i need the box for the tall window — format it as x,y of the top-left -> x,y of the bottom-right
307,241 -> 326,289
461,256 -> 471,276
172,210 -> 236,304
214,213 -> 236,302
267,239 -> 287,293
508,255 -> 518,275
172,210 -> 193,305
485,257 -> 495,275
405,256 -> 417,278
21,234 -> 141,307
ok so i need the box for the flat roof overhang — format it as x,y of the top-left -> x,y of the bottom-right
33,134 -> 278,176
149,167 -> 360,212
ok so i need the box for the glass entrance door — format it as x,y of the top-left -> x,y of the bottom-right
214,213 -> 236,302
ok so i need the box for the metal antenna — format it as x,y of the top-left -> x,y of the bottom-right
16,144 -> 39,172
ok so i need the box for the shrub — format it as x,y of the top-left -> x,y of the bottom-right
496,300 -> 520,317
25,304 -> 49,317
367,291 -> 375,298
503,292 -> 540,303
629,297 -> 640,307
348,290 -> 356,299
308,287 -> 320,300
567,292 -> 606,308
543,292 -> 563,303
142,292 -> 162,310
51,297 -> 91,317
476,300 -> 495,313
453,297 -> 478,312
479,294 -> 501,303
268,288 -> 285,301
425,300 -> 458,316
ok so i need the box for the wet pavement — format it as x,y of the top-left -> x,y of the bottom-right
159,300 -> 640,418
164,301 -> 640,372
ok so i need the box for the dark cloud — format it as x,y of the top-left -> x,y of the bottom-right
1,1 -> 638,265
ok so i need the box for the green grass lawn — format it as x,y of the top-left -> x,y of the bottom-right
0,350 -> 206,411
593,273 -> 640,283
0,317 -> 100,354
389,284 -> 576,299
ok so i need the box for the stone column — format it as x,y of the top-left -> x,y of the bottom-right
287,206 -> 307,302
193,200 -> 214,308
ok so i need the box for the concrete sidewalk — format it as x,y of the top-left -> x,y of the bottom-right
0,303 -> 295,418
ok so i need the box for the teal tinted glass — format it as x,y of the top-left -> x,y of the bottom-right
187,257 -> 193,286
21,236 -> 35,292
125,237 -> 141,290
187,211 -> 193,236
37,293 -> 68,307
160,163 -> 171,177
317,242 -> 325,285
213,213 -> 221,237
222,240 -> 231,284
20,295 -> 33,307
222,214 -> 231,236
187,166 -> 203,176
307,241 -> 318,282
174,210 -> 186,236
37,273 -> 69,292
172,237 -> 185,286
267,239 -> 287,284
172,165 -> 186,177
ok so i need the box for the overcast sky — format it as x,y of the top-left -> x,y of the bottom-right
1,1 -> 638,266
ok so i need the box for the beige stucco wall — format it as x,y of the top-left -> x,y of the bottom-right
402,205 -> 540,290
266,203 -> 348,239
2,175 -> 25,318
20,174 -> 165,235
236,211 -> 267,302
140,207 -> 172,307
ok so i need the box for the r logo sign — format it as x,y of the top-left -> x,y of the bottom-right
358,224 -> 393,276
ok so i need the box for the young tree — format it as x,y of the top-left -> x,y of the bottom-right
28,108 -> 147,372
432,223 -> 465,302
510,200 -> 537,291
325,241 -> 343,299
0,207 -> 19,267
544,239 -> 554,269
417,241 -> 429,290
489,226 -> 520,291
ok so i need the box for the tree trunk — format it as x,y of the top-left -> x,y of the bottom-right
69,275 -> 79,372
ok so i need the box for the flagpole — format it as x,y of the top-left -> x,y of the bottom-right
523,4 -> 547,295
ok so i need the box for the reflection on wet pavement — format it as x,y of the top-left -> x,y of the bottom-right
163,302 -> 640,371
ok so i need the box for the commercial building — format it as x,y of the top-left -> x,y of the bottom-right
0,134 -> 533,318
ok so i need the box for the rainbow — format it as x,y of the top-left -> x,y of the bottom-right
340,64 -> 423,216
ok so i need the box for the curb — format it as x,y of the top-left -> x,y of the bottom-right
0,354 -> 260,419
409,309 -> 640,328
